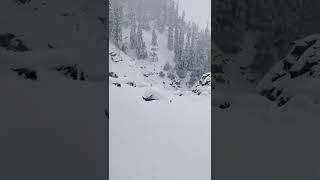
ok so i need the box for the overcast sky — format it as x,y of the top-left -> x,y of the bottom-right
174,0 -> 211,30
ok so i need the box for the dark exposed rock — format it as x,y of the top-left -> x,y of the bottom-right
159,71 -> 165,78
278,97 -> 291,107
142,96 -> 157,101
289,61 -> 318,79
0,33 -> 30,52
291,40 -> 316,58
0,33 -> 15,47
219,102 -> 231,109
104,109 -> 109,118
282,60 -> 293,71
126,81 -> 136,87
113,83 -> 121,87
55,64 -> 88,81
48,44 -> 55,49
260,87 -> 277,101
15,0 -> 31,4
271,73 -> 286,82
109,72 -> 118,78
7,39 -> 30,52
98,17 -> 107,24
11,68 -> 37,81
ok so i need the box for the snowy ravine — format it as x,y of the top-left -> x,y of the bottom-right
109,29 -> 211,179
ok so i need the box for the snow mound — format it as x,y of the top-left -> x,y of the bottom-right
257,34 -> 320,106
142,87 -> 168,101
192,72 -> 211,95
173,90 -> 184,96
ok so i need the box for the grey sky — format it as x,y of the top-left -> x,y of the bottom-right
174,0 -> 211,30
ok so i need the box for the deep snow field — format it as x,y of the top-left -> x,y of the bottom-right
109,85 -> 210,180
214,91 -> 320,180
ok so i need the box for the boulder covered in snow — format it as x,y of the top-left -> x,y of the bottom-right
257,34 -> 320,106
192,72 -> 211,95
173,90 -> 183,96
109,72 -> 118,78
109,51 -> 123,62
142,88 -> 166,101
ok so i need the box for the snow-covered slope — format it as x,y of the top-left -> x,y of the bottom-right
192,72 -> 211,95
257,34 -> 320,106
0,0 -> 106,80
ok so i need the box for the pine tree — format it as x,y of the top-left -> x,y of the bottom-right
130,22 -> 137,49
141,41 -> 148,59
174,27 -> 184,63
181,11 -> 185,28
182,26 -> 191,69
136,24 -> 143,57
168,26 -> 174,50
205,23 -> 210,37
188,23 -> 198,71
151,29 -> 158,46
195,32 -> 207,75
136,24 -> 148,59
174,27 -> 179,56
113,7 -> 123,47
128,8 -> 136,26
156,1 -> 167,33
168,1 -> 175,27
175,28 -> 187,78
136,0 -> 144,23
178,28 -> 185,65
109,0 -> 114,39
174,2 -> 179,27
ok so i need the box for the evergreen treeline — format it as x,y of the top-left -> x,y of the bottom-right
109,0 -> 211,85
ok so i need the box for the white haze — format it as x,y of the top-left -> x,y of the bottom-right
174,0 -> 211,30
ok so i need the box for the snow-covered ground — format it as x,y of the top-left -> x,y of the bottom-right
109,85 -> 210,180
109,24 -> 211,179
214,91 -> 320,179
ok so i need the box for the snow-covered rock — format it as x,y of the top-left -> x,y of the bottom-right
192,72 -> 211,95
257,34 -> 320,106
173,90 -> 183,96
142,87 -> 167,101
